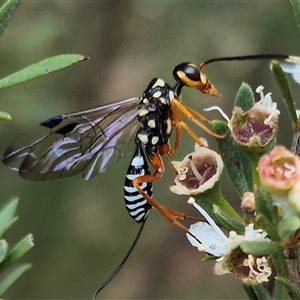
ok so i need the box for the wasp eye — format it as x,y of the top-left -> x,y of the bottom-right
173,62 -> 200,83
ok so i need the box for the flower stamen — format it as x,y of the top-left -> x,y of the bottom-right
178,166 -> 188,180
204,106 -> 230,122
188,155 -> 205,183
284,162 -> 296,178
246,254 -> 271,283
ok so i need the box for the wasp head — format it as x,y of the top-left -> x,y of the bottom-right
172,62 -> 218,96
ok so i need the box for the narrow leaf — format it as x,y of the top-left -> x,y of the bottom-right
242,284 -> 259,300
275,276 -> 300,299
0,0 -> 21,38
0,240 -> 8,264
0,263 -> 31,296
212,120 -> 253,196
255,214 -> 280,242
255,189 -> 273,223
241,240 -> 280,256
271,60 -> 298,125
273,280 -> 288,300
194,181 -> 242,223
251,285 -> 272,300
0,235 -> 34,273
234,82 -> 255,111
213,205 -> 244,234
290,0 -> 300,35
0,111 -> 11,121
241,240 -> 288,277
278,215 -> 300,243
0,54 -> 88,90
0,198 -> 18,238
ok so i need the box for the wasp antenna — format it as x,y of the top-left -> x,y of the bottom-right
200,54 -> 291,70
93,221 -> 147,299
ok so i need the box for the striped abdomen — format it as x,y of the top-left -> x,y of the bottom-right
124,146 -> 152,222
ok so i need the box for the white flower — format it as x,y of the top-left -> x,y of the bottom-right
253,85 -> 280,126
280,58 -> 300,84
170,144 -> 223,195
186,198 -> 228,256
187,198 -> 271,284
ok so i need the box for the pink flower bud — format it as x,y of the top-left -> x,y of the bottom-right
258,145 -> 300,195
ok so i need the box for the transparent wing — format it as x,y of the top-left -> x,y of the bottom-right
3,97 -> 141,181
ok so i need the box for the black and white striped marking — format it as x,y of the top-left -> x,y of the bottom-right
124,146 -> 152,222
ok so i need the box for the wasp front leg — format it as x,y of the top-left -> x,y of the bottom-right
172,98 -> 225,139
169,100 -> 208,154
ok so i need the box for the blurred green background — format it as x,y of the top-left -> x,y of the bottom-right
0,1 -> 299,299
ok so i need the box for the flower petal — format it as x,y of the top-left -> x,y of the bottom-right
187,222 -> 227,256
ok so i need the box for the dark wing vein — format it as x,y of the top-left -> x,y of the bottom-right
3,97 -> 141,181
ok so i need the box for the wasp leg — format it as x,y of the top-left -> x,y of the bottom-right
166,207 -> 207,223
172,98 -> 226,139
132,153 -> 202,244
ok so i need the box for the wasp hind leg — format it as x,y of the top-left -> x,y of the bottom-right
132,152 -> 203,244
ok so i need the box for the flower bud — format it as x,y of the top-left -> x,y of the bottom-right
258,145 -> 300,195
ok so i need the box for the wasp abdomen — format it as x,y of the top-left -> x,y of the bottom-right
124,146 -> 152,222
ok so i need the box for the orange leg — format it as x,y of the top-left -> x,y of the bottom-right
172,98 -> 226,139
132,153 -> 202,244
177,121 -> 208,149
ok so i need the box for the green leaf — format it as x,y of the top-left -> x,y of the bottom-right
241,240 -> 280,256
255,214 -> 280,242
278,215 -> 300,243
212,120 -> 253,196
0,54 -> 88,90
0,263 -> 32,296
234,82 -> 255,111
0,0 -> 21,38
251,285 -> 272,300
255,189 -> 280,241
241,240 -> 288,277
273,280 -> 289,300
242,284 -> 259,300
290,0 -> 300,35
0,235 -> 34,273
271,60 -> 298,125
254,189 -> 272,222
0,198 -> 18,238
194,181 -> 242,223
275,276 -> 300,299
0,111 -> 11,121
213,205 -> 244,234
0,240 -> 8,264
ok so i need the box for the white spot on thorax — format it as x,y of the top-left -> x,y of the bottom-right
152,78 -> 165,88
169,90 -> 174,100
153,91 -> 162,98
139,109 -> 149,117
138,133 -> 149,144
147,119 -> 156,128
160,97 -> 167,104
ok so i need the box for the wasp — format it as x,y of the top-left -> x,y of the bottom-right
2,53 -> 297,296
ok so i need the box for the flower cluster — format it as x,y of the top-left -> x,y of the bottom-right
170,79 -> 300,297
187,198 -> 271,285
